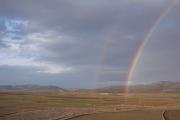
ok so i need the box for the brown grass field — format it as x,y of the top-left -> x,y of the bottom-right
0,92 -> 180,120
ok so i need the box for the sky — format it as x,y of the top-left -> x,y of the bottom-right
0,0 -> 180,88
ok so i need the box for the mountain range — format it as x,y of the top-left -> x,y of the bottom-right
94,81 -> 180,93
0,84 -> 65,92
0,81 -> 180,93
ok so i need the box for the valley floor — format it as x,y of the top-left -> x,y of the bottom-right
0,92 -> 180,120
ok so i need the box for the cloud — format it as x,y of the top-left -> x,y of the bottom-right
0,18 -> 73,74
0,0 -> 179,88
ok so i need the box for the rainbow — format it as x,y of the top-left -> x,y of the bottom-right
125,0 -> 177,93
94,37 -> 112,89
94,0 -> 177,92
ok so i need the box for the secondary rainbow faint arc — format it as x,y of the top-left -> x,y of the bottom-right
125,0 -> 177,93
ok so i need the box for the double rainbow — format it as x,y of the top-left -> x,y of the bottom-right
95,0 -> 177,92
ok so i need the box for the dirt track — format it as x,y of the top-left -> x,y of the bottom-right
1,108 -> 180,120
69,110 -> 163,120
163,110 -> 180,120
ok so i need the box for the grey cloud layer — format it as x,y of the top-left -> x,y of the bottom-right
0,0 -> 179,88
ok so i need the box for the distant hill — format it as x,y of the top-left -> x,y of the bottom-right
93,81 -> 180,93
0,84 -> 65,92
1,81 -> 180,93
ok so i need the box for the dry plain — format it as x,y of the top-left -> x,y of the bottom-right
0,92 -> 180,120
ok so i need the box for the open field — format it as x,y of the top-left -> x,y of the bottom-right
0,92 -> 180,120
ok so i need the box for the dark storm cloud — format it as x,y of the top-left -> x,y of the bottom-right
0,0 -> 179,88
